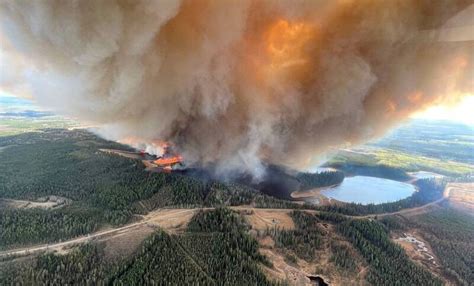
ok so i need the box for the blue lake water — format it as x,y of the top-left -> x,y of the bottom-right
321,176 -> 416,204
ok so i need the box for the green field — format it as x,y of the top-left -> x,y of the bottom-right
327,148 -> 473,177
0,117 -> 78,136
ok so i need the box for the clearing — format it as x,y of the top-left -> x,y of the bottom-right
446,182 -> 474,211
0,196 -> 71,210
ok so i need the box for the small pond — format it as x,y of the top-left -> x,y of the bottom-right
321,176 -> 416,204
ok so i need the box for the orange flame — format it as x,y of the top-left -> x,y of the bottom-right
153,156 -> 183,166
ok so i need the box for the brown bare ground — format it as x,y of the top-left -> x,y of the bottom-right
446,183 -> 474,211
239,209 -> 295,230
144,208 -> 199,233
101,224 -> 156,261
260,248 -> 313,286
0,196 -> 70,210
258,236 -> 275,248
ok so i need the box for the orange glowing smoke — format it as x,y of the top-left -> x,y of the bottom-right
265,19 -> 316,70
408,91 -> 424,104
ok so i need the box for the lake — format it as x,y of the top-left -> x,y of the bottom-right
321,176 -> 416,204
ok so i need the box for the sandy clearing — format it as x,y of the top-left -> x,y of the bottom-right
446,182 -> 474,211
0,196 -> 70,210
239,209 -> 296,230
145,208 -> 199,232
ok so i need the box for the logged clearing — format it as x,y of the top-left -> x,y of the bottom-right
241,209 -> 295,230
144,208 -> 199,232
446,183 -> 474,210
101,224 -> 156,261
0,196 -> 70,210
238,208 -> 295,230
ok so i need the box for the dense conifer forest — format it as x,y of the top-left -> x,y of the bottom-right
296,170 -> 345,189
0,208 -> 277,285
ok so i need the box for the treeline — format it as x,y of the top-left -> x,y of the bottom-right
1,208 -> 279,285
328,163 -> 410,181
266,211 -> 325,261
320,178 -> 445,215
337,219 -> 442,285
297,171 -> 344,189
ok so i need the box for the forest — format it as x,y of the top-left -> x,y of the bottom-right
383,205 -> 474,285
335,219 -> 442,285
0,207 -> 99,249
0,129 -> 296,248
0,208 -> 278,285
296,170 -> 345,189
329,241 -> 358,273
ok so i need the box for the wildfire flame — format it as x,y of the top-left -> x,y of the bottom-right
153,155 -> 183,166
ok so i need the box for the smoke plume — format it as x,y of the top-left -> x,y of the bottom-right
1,0 -> 472,177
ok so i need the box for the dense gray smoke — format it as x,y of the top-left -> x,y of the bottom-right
0,0 -> 472,177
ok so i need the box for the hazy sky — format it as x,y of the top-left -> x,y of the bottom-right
411,94 -> 474,125
1,91 -> 472,125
